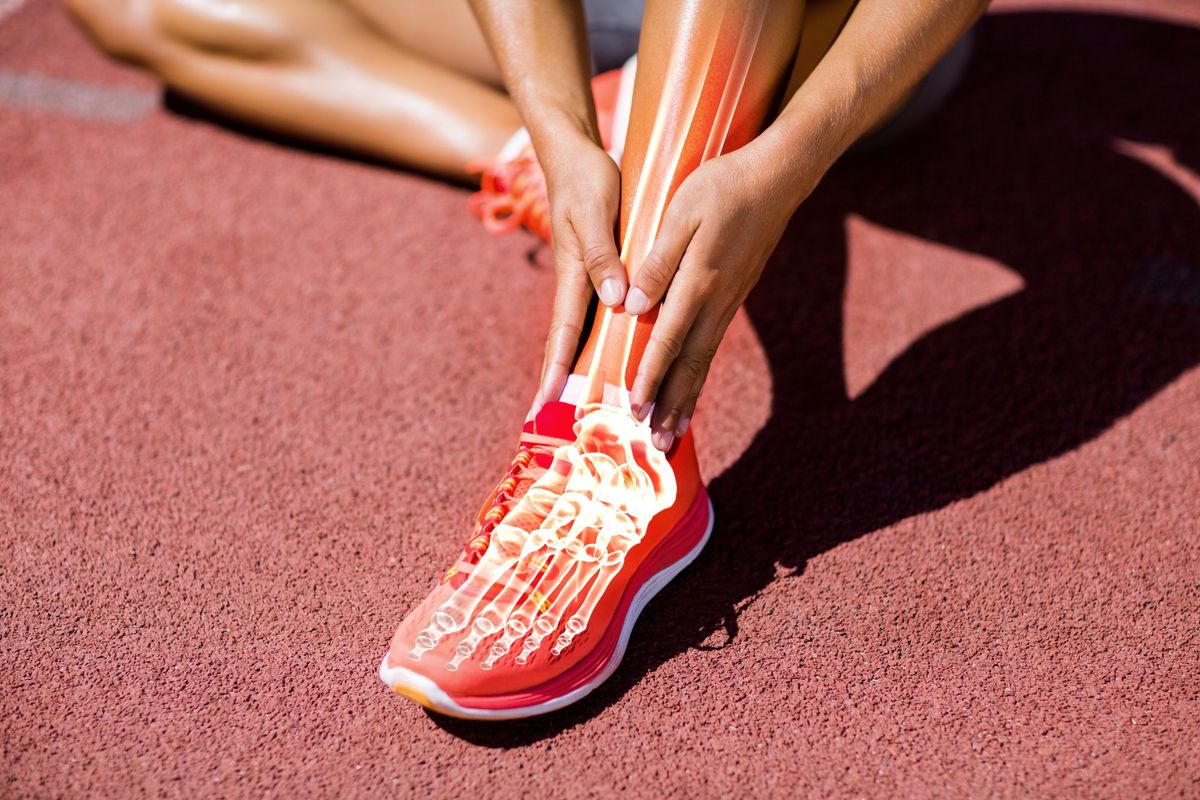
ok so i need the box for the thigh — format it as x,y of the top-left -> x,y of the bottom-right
340,0 -> 503,87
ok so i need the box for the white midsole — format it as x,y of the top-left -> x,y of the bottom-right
379,496 -> 715,721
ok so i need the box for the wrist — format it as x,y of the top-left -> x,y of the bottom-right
527,114 -> 608,189
515,90 -> 602,157
751,84 -> 859,210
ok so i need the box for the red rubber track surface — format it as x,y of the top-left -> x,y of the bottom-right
2,1 -> 1199,796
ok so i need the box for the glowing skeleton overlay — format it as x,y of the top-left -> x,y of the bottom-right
407,407 -> 676,668
580,0 -> 769,411
408,0 -> 774,670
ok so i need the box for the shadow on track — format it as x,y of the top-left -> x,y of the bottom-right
433,10 -> 1200,746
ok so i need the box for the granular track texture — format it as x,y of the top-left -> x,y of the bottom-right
2,1 -> 1199,797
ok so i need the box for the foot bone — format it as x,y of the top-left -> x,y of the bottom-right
410,405 -> 676,669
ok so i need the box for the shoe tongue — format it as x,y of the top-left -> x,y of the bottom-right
521,400 -> 577,443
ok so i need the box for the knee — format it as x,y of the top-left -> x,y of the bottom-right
64,0 -> 164,64
153,0 -> 304,62
66,0 -> 301,68
63,0 -> 150,61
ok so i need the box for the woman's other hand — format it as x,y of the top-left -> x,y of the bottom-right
532,130 -> 626,410
627,142 -> 813,450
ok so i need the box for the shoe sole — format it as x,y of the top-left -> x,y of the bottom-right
379,490 -> 714,720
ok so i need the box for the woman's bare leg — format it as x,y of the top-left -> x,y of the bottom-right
65,0 -> 521,181
402,1 -> 816,670
338,0 -> 504,89
571,0 -> 808,401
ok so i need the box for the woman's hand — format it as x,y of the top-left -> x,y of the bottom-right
627,143 -> 812,451
532,130 -> 628,410
465,1 -> 629,410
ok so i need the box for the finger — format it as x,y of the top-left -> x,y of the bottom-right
537,249 -> 593,413
625,204 -> 699,315
661,304 -> 736,443
649,309 -> 726,451
570,206 -> 627,308
628,270 -> 708,421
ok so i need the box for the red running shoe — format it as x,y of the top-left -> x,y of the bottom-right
379,386 -> 711,720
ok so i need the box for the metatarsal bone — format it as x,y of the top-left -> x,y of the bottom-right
493,530 -> 595,667
552,530 -> 640,655
467,483 -> 594,668
409,444 -> 581,661
510,559 -> 582,666
445,514 -> 578,670
511,538 -> 599,665
406,521 -> 531,660
544,557 -> 604,658
438,547 -> 546,669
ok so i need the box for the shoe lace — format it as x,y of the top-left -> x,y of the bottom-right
457,443 -> 555,568
466,147 -> 551,243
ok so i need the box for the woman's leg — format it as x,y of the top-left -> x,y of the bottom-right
336,0 -> 505,89
64,0 -> 521,181
571,0 -> 808,403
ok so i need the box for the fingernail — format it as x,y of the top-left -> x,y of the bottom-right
598,278 -> 624,307
629,377 -> 647,417
652,429 -> 674,451
624,287 -> 650,315
676,416 -> 690,437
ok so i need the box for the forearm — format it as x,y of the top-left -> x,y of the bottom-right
467,0 -> 601,159
755,0 -> 990,205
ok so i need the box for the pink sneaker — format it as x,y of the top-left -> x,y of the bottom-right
379,392 -> 712,720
